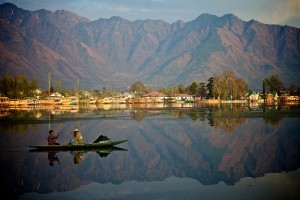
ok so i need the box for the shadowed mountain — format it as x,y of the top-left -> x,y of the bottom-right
1,3 -> 300,90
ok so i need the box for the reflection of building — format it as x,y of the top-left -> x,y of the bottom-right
97,97 -> 113,104
0,97 -> 9,107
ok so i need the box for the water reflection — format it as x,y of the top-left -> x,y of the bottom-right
31,147 -> 129,166
0,104 -> 299,199
48,152 -> 60,166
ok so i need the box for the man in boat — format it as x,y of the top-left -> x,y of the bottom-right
70,128 -> 83,145
48,130 -> 60,145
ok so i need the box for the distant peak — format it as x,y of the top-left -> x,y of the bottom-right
107,16 -> 131,24
189,13 -> 218,26
196,13 -> 218,20
222,13 -> 238,19
173,20 -> 185,25
0,2 -> 18,9
0,2 -> 19,13
35,9 -> 51,15
246,19 -> 264,27
109,16 -> 124,21
171,20 -> 185,30
54,9 -> 75,16
219,13 -> 243,23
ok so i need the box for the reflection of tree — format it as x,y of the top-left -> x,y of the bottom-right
2,110 -> 41,121
130,110 -> 144,121
183,104 -> 248,132
212,117 -> 247,132
186,111 -> 207,121
3,109 -> 300,199
263,116 -> 282,127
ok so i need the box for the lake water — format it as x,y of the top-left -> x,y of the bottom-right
1,103 -> 300,200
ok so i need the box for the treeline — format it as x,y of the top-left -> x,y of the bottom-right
1,71 -> 300,100
130,70 -> 248,100
0,74 -> 38,98
212,70 -> 247,100
130,70 -> 300,100
262,74 -> 300,96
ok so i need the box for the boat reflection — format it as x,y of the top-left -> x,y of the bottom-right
32,147 -> 128,166
48,152 -> 60,166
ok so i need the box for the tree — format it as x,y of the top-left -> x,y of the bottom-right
0,74 -> 38,98
206,77 -> 214,99
212,73 -> 225,99
212,70 -> 247,100
0,74 -> 14,97
54,80 -> 62,92
287,83 -> 298,95
159,86 -> 179,95
177,84 -> 186,94
50,86 -> 54,93
263,75 -> 284,94
262,80 -> 266,100
130,81 -> 145,96
188,81 -> 198,95
233,78 -> 248,99
198,82 -> 207,97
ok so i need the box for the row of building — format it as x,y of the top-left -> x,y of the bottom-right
0,91 -> 196,107
1,90 -> 299,108
247,91 -> 300,102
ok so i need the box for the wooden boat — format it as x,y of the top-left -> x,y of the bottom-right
29,135 -> 128,151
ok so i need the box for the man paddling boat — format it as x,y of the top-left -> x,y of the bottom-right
47,130 -> 60,145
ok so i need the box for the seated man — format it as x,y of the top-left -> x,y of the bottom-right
70,128 -> 83,145
48,130 -> 60,145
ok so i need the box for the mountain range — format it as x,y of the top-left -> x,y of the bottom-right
1,3 -> 300,90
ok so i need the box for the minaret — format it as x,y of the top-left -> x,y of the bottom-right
48,72 -> 51,96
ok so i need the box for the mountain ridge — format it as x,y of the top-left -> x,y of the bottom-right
0,3 -> 299,90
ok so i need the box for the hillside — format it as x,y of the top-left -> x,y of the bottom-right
1,3 -> 299,90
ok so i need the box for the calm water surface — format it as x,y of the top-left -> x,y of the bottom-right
0,103 -> 300,200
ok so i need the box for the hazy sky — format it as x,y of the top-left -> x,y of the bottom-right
1,0 -> 300,28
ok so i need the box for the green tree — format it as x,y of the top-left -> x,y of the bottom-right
130,81 -> 145,96
0,74 -> 14,96
0,74 -> 38,98
262,80 -> 266,100
198,82 -> 207,97
159,86 -> 179,95
263,75 -> 284,94
206,77 -> 214,99
50,86 -> 54,93
188,81 -> 198,95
